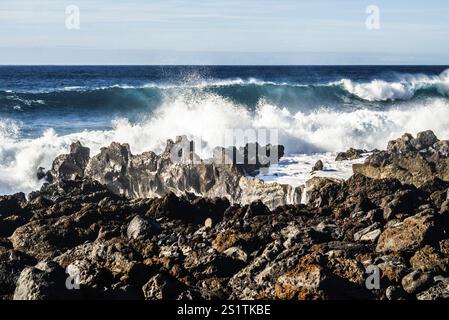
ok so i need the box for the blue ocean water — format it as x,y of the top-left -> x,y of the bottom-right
1,65 -> 448,138
1,65 -> 449,194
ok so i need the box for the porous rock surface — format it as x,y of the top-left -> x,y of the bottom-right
353,130 -> 449,187
0,130 -> 448,300
45,136 -> 300,210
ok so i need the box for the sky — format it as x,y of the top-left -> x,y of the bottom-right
0,0 -> 448,65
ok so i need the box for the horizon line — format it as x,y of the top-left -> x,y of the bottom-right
1,64 -> 449,67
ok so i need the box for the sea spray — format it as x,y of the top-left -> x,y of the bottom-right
2,66 -> 449,195
2,96 -> 449,195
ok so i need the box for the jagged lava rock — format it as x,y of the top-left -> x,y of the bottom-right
0,130 -> 448,300
335,148 -> 366,161
376,214 -> 443,253
46,137 -> 300,209
353,130 -> 449,187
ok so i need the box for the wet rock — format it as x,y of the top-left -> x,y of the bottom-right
311,160 -> 324,172
335,148 -> 365,161
238,177 -> 303,209
83,138 -> 293,209
2,130 -> 449,300
47,141 -> 90,182
305,176 -> 343,209
387,133 -> 417,154
37,167 -> 47,180
0,193 -> 26,214
414,130 -> 439,150
434,140 -> 449,156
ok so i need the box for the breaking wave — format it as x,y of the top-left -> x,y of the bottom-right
1,69 -> 449,114
340,69 -> 449,101
2,88 -> 449,195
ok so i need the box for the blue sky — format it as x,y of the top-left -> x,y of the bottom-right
0,0 -> 448,64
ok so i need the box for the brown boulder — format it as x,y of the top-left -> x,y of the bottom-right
376,214 -> 442,253
410,245 -> 449,274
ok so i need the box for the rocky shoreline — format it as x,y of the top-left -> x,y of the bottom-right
1,130 -> 449,300
43,136 -> 300,210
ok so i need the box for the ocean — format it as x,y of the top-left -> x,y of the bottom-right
1,65 -> 449,195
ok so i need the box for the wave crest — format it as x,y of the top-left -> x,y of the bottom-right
340,69 -> 449,101
2,90 -> 449,194
2,69 -> 449,113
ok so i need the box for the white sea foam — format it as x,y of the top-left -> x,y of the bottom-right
2,78 -> 306,94
4,68 -> 449,99
256,153 -> 368,187
2,91 -> 449,195
340,69 -> 449,101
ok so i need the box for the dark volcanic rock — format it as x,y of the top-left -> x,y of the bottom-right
47,141 -> 90,182
353,130 -> 449,187
311,160 -> 324,172
43,137 -> 300,209
335,148 -> 366,161
1,130 -> 449,300
0,193 -> 30,237
0,248 -> 36,295
0,172 -> 447,300
84,137 -> 288,205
